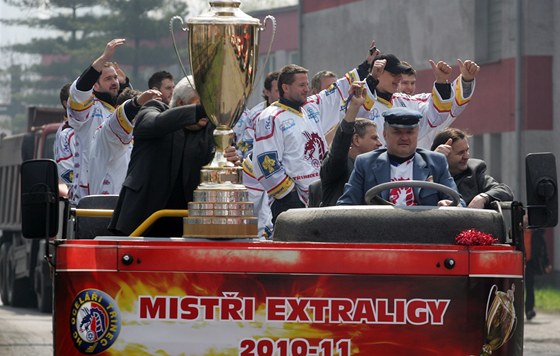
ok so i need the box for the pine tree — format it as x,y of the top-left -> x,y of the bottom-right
0,0 -> 189,131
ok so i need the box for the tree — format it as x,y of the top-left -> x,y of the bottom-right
0,0 -> 189,132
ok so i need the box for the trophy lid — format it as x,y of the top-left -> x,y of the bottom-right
187,0 -> 260,25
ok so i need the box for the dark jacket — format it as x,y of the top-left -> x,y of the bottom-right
453,158 -> 514,206
526,228 -> 550,275
108,100 -> 214,236
319,120 -> 355,206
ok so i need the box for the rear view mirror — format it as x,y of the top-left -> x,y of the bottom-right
525,153 -> 558,228
21,159 -> 59,238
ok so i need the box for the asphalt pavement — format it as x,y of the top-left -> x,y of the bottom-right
523,311 -> 560,355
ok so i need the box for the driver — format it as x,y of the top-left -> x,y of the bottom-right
337,107 -> 464,206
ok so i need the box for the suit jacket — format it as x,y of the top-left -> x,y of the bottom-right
453,158 -> 514,206
108,100 -> 214,235
337,148 -> 462,206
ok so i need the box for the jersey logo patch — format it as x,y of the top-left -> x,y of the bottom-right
257,151 -> 281,178
61,170 -> 74,184
280,119 -> 295,132
305,108 -> 320,124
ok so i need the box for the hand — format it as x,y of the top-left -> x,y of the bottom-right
114,62 -> 127,84
429,59 -> 452,84
137,89 -> 162,106
343,81 -> 367,121
224,145 -> 241,166
437,199 -> 453,206
434,138 -> 453,157
366,40 -> 381,66
370,59 -> 387,80
348,81 -> 367,105
544,265 -> 553,274
93,38 -> 126,72
185,117 -> 209,131
458,59 -> 480,82
102,38 -> 126,61
467,194 -> 488,209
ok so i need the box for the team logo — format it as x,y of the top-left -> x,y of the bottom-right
70,289 -> 121,354
257,151 -> 281,178
303,131 -> 326,168
61,169 -> 74,184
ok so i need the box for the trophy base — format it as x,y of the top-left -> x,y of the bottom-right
200,164 -> 243,184
184,168 -> 258,238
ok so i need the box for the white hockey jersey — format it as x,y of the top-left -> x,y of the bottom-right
67,81 -> 133,202
233,101 -> 266,159
88,101 -> 134,196
54,123 -> 76,199
253,83 -> 346,205
340,69 -> 475,149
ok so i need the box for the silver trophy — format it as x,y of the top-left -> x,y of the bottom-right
171,1 -> 275,238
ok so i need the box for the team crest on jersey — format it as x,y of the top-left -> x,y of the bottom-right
303,131 -> 326,169
280,119 -> 296,132
61,169 -> 74,184
70,289 -> 121,354
257,151 -> 281,178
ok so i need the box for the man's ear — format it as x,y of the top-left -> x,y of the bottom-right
351,133 -> 361,147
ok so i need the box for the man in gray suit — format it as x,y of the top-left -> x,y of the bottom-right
431,128 -> 513,208
337,107 -> 462,206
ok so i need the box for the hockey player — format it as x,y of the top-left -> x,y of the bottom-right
339,46 -> 480,149
88,88 -> 162,196
235,71 -> 279,239
252,64 -> 357,223
67,38 -> 133,203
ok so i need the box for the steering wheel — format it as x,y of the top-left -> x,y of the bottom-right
364,180 -> 461,206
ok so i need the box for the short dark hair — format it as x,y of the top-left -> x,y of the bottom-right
311,70 -> 337,92
148,70 -> 173,89
262,71 -> 280,100
354,118 -> 376,138
430,128 -> 470,151
116,87 -> 142,106
59,82 -> 71,110
278,64 -> 308,97
401,61 -> 416,76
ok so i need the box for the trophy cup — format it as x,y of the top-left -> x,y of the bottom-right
481,284 -> 517,355
170,1 -> 276,238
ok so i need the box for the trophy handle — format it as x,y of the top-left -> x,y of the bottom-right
485,284 -> 498,320
254,15 -> 277,90
170,16 -> 195,88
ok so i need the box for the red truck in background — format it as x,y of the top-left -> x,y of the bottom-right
0,106 -> 63,312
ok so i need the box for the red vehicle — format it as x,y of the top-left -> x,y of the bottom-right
0,106 -> 63,312
21,153 -> 557,355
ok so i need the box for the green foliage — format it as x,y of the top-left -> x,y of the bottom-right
535,287 -> 560,312
1,0 -> 191,118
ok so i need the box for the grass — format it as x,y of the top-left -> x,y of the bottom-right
535,287 -> 560,312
